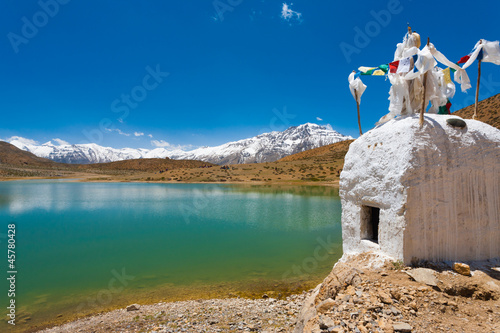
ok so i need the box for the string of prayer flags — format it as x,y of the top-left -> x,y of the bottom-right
457,48 -> 483,64
389,57 -> 411,74
458,40 -> 500,69
358,65 -> 389,76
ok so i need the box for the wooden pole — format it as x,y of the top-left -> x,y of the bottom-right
420,37 -> 430,127
354,89 -> 363,136
474,40 -> 483,120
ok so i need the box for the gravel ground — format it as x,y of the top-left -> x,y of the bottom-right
38,293 -> 310,333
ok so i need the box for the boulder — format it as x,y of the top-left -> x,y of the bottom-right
393,322 -> 412,332
316,298 -> 336,314
405,268 -> 438,287
126,304 -> 140,311
453,263 -> 471,276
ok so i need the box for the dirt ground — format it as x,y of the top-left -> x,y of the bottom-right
296,253 -> 500,333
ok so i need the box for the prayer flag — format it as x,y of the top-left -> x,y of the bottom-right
442,68 -> 452,85
389,61 -> 399,73
396,57 -> 411,74
457,55 -> 470,64
358,65 -> 389,76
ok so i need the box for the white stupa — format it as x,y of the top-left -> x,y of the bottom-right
340,114 -> 500,264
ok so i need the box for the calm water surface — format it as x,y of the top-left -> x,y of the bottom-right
0,181 -> 342,331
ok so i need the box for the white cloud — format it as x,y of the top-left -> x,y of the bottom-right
148,134 -> 153,138
6,136 -> 39,146
52,138 -> 70,146
151,140 -> 172,148
105,128 -> 130,136
134,132 -> 144,137
316,117 -> 323,121
151,140 -> 193,151
281,3 -> 302,21
324,124 -> 334,131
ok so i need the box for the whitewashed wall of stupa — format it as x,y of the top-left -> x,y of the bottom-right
403,117 -> 500,263
340,114 -> 500,264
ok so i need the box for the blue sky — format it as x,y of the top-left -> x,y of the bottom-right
1,0 -> 500,149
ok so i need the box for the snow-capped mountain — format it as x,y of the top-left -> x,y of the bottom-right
6,123 -> 353,165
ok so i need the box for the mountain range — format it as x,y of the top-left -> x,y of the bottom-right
5,123 -> 353,165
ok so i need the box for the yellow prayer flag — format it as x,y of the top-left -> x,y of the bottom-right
443,68 -> 452,85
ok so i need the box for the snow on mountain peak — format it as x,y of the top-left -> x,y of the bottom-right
5,123 -> 353,165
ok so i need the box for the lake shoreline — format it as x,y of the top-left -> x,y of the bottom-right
37,292 -> 312,333
0,175 -> 340,187
21,277 -> 320,333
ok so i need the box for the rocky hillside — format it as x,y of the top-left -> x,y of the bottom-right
453,93 -> 500,129
278,139 -> 354,163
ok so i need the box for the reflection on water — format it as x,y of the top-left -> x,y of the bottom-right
0,182 -> 342,332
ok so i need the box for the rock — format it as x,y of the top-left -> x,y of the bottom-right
405,268 -> 438,287
393,322 -> 412,332
390,306 -> 401,315
329,327 -> 343,333
391,289 -> 402,301
126,304 -> 140,311
316,298 -> 336,313
248,324 -> 258,331
446,118 -> 466,128
378,290 -> 393,304
262,294 -> 269,299
319,315 -> 336,329
453,263 -> 471,276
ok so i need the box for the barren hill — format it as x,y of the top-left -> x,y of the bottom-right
0,141 -> 55,166
453,93 -> 500,129
80,158 -> 215,172
278,139 -> 354,163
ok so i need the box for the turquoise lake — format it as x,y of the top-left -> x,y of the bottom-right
0,181 -> 342,331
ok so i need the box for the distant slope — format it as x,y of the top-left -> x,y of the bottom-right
453,93 -> 500,129
278,139 -> 355,162
0,141 -> 55,166
81,158 -> 215,172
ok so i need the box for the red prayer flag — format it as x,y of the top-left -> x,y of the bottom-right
389,60 -> 399,73
457,55 -> 470,64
